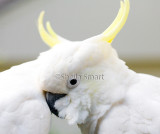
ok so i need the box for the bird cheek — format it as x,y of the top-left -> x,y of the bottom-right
54,96 -> 71,118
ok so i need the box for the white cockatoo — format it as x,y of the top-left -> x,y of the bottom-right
37,0 -> 160,134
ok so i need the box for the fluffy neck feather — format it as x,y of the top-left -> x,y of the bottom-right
78,53 -> 137,134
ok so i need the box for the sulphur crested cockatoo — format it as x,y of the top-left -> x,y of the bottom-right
37,0 -> 160,134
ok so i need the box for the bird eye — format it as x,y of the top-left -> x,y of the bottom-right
67,78 -> 80,89
70,79 -> 77,85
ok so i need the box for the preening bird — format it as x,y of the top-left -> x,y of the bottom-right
37,0 -> 160,134
1,0 -> 160,134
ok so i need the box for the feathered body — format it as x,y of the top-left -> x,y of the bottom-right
0,61 -> 51,134
95,74 -> 160,134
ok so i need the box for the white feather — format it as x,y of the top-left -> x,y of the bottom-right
38,35 -> 160,134
0,61 -> 51,134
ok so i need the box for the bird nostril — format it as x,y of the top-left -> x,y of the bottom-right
46,92 -> 66,117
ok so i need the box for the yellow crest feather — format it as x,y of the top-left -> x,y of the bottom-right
102,0 -> 130,43
38,11 -> 60,47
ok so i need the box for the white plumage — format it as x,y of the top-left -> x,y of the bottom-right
0,61 -> 51,134
1,0 -> 159,134
95,74 -> 160,134
36,0 -> 160,133
39,37 -> 160,134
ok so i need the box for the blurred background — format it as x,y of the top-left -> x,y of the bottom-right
0,0 -> 160,134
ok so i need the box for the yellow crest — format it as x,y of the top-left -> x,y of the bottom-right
102,0 -> 130,43
38,11 -> 60,47
38,0 -> 129,46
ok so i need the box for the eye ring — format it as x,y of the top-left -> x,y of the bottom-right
67,78 -> 80,89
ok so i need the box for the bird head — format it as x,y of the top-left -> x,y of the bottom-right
37,0 -> 130,126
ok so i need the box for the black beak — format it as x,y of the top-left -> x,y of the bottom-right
46,92 -> 66,117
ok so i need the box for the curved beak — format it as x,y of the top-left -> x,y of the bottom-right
46,92 -> 66,117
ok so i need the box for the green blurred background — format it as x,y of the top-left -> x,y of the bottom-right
0,0 -> 160,134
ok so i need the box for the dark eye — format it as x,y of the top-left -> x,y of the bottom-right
67,78 -> 80,89
70,79 -> 77,85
